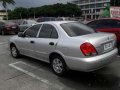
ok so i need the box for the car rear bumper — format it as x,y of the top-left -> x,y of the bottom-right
65,48 -> 118,72
4,27 -> 20,32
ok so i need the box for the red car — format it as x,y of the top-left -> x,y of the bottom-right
0,20 -> 20,35
86,18 -> 120,54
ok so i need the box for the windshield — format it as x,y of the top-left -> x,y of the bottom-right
61,22 -> 95,37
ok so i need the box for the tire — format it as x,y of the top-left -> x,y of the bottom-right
118,45 -> 120,55
10,45 -> 20,58
15,32 -> 18,34
50,55 -> 68,76
1,30 -> 5,35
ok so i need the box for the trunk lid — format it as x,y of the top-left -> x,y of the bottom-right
74,33 -> 116,55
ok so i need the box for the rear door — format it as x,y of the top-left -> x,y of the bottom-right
34,24 -> 59,62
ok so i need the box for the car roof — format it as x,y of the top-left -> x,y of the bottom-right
92,18 -> 120,21
22,19 -> 36,22
37,21 -> 76,25
87,18 -> 120,24
99,18 -> 120,20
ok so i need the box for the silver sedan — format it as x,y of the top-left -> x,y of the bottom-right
9,21 -> 118,76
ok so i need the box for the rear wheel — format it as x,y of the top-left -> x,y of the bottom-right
10,45 -> 20,58
51,55 -> 68,76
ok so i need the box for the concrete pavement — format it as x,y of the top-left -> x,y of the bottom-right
0,35 -> 120,90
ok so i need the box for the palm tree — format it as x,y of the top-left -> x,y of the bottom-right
0,0 -> 15,20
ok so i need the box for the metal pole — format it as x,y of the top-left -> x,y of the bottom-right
27,8 -> 29,19
89,0 -> 91,19
5,6 -> 8,20
95,0 -> 96,19
114,0 -> 116,6
34,11 -> 35,19
20,13 -> 22,20
5,8 -> 8,20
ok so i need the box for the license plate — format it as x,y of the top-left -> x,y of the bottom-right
104,42 -> 113,51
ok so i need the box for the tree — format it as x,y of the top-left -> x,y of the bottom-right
9,3 -> 82,19
103,5 -> 110,17
110,0 -> 120,6
0,0 -> 15,20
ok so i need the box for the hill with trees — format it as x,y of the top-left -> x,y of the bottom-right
8,3 -> 82,20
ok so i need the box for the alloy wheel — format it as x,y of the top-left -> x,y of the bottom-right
11,45 -> 20,58
52,58 -> 63,74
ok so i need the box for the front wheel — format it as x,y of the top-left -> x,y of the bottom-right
10,45 -> 20,58
51,55 -> 68,76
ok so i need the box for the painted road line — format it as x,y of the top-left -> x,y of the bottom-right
118,55 -> 120,57
0,52 -> 8,55
0,42 -> 8,45
10,61 -> 46,72
9,62 -> 64,90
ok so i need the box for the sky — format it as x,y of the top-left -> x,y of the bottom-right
0,0 -> 72,10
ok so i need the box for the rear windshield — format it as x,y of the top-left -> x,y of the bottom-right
61,22 -> 95,37
28,20 -> 36,24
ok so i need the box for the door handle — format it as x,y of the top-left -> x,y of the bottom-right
30,41 -> 35,44
49,42 -> 54,46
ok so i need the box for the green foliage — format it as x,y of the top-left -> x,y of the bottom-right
110,0 -> 120,6
9,3 -> 82,20
103,5 -> 110,17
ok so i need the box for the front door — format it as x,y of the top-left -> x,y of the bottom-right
34,24 -> 59,62
16,24 -> 42,57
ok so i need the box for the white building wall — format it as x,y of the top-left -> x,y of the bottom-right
72,0 -> 110,19
0,12 -> 7,20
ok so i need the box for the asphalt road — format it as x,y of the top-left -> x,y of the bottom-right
0,35 -> 120,90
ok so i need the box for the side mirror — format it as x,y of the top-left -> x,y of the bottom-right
18,32 -> 24,37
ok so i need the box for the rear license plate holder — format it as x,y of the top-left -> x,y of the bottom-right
104,42 -> 113,51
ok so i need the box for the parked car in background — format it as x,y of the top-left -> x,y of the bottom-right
10,21 -> 118,76
56,17 -> 70,21
0,20 -> 20,35
37,17 -> 56,22
37,17 -> 75,22
19,19 -> 37,32
86,18 -> 120,54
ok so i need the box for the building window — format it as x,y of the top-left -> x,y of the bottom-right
90,4 -> 95,8
90,0 -> 95,2
96,3 -> 103,7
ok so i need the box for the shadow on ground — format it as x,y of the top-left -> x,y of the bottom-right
16,55 -> 120,90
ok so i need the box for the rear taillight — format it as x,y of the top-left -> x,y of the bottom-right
80,42 -> 97,56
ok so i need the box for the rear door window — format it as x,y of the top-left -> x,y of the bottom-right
22,21 -> 27,25
38,24 -> 58,39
